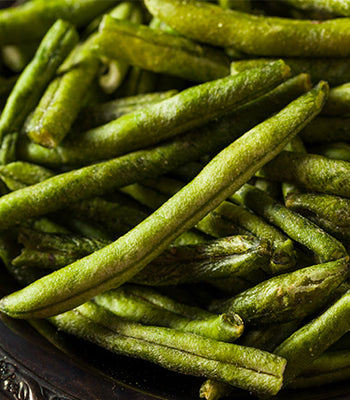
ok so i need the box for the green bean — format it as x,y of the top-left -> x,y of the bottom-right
254,178 -> 281,199
95,285 -> 244,342
275,289 -> 350,384
212,257 -> 349,325
0,81 -> 327,319
17,61 -> 290,165
310,141 -> 350,162
25,50 -> 100,148
231,58 -> 350,86
1,43 -> 37,73
52,303 -> 286,396
118,66 -> 157,97
0,161 -> 54,191
144,0 -> 350,57
300,116 -> 350,144
0,19 -> 78,163
92,15 -> 230,83
75,90 -> 178,132
0,0 -> 118,46
231,184 -> 347,262
285,0 -> 350,17
322,83 -> 350,116
258,151 -> 350,198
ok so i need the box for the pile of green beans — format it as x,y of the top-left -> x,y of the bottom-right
2,1 -> 350,399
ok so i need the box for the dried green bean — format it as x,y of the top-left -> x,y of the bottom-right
145,0 -> 350,57
310,142 -> 350,162
258,151 -> 350,198
322,83 -> 350,116
0,80 -> 327,319
92,15 -> 230,82
212,257 -> 349,324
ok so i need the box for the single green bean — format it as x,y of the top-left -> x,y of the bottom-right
231,184 -> 347,262
95,285 -> 244,342
0,81 -> 327,319
258,151 -> 350,198
144,0 -> 350,57
212,257 -> 349,324
275,289 -> 350,384
52,303 -> 286,396
0,19 -> 78,163
20,60 -> 289,165
92,15 -> 230,83
25,51 -> 100,148
0,0 -> 118,46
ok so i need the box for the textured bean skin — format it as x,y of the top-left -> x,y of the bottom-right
145,0 -> 350,57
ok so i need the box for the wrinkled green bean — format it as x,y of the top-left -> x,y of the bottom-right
212,257 -> 349,324
145,0 -> 350,57
92,15 -> 230,82
285,0 -> 350,17
258,151 -> 350,198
